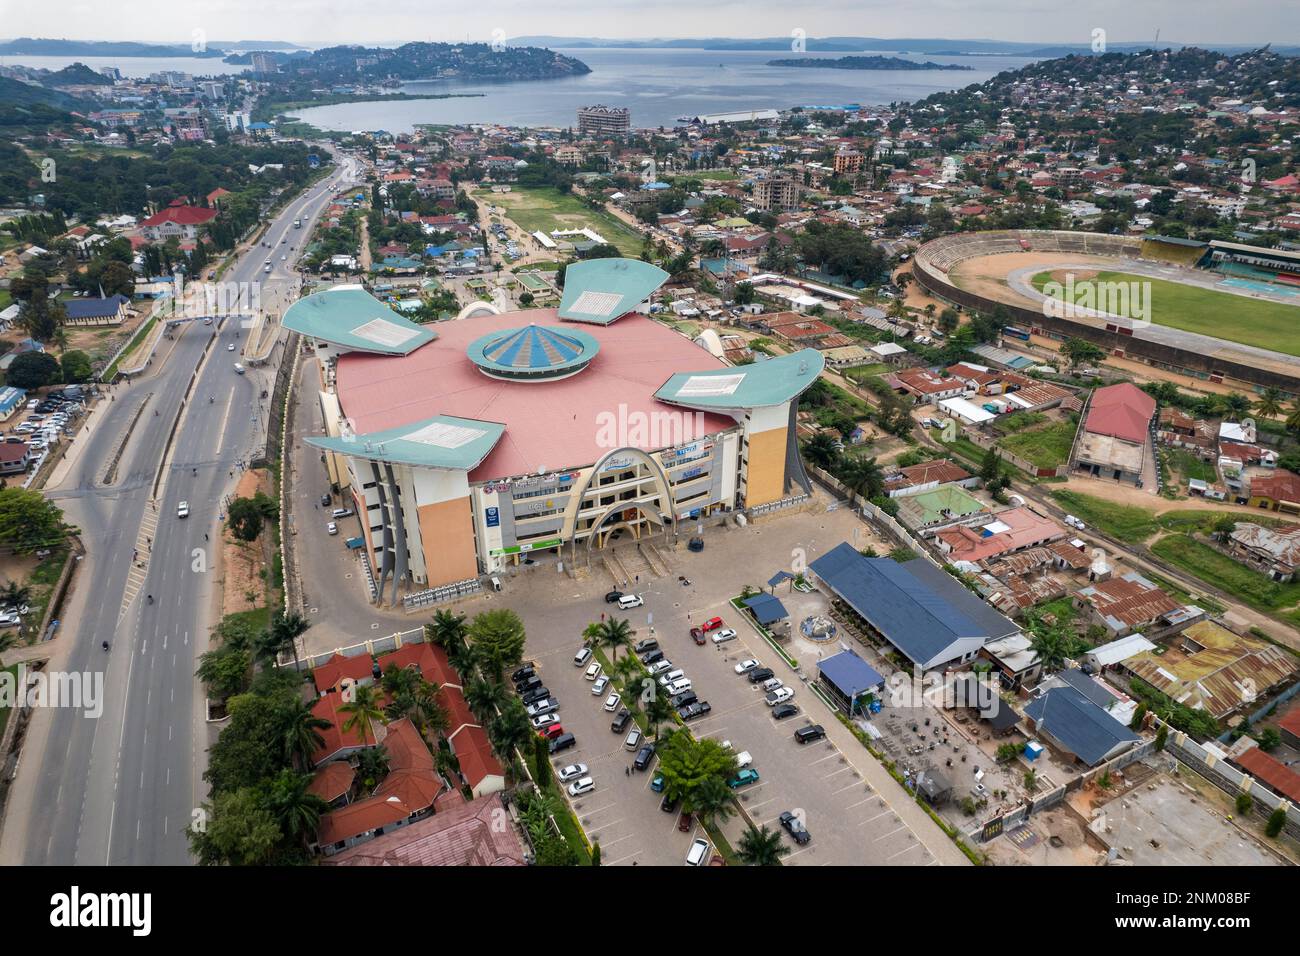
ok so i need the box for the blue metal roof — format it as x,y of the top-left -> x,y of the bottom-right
467,323 -> 600,380
283,286 -> 437,356
818,650 -> 884,699
742,592 -> 788,625
655,348 -> 825,411
1024,686 -> 1138,766
305,414 -> 505,471
556,258 -> 669,325
809,543 -> 1016,667
1057,668 -> 1118,710
767,570 -> 794,587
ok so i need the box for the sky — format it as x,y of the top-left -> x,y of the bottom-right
0,0 -> 1294,48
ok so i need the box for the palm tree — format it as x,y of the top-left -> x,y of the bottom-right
338,684 -> 385,746
737,824 -> 790,866
596,617 -> 633,662
644,693 -> 676,739
612,654 -> 641,689
1027,629 -> 1068,674
802,432 -> 840,471
1221,392 -> 1252,421
838,455 -> 885,501
428,609 -> 468,654
278,696 -> 332,769
688,776 -> 736,828
445,640 -> 479,681
0,580 -> 31,609
488,698 -> 532,762
270,610 -> 309,670
1255,386 -> 1284,419
265,769 -> 329,846
465,676 -> 508,720
1287,401 -> 1300,437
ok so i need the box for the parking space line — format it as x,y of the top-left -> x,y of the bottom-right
820,765 -> 854,782
808,752 -> 841,767
859,809 -> 893,826
874,824 -> 909,843
842,796 -> 876,810
886,842 -> 926,862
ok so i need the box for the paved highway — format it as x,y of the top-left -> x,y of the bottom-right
5,150 -> 361,866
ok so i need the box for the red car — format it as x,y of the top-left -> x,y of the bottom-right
689,627 -> 706,645
538,724 -> 566,740
678,811 -> 692,833
701,617 -> 724,632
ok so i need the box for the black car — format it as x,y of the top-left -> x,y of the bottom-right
678,701 -> 712,721
511,663 -> 537,683
548,732 -> 577,755
794,723 -> 826,743
521,686 -> 551,705
320,494 -> 331,507
669,690 -> 697,709
779,810 -> 811,845
633,638 -> 659,655
633,743 -> 656,772
610,709 -> 632,734
660,792 -> 680,813
747,667 -> 775,684
604,590 -> 624,604
772,703 -> 800,721
639,649 -> 665,666
515,675 -> 543,695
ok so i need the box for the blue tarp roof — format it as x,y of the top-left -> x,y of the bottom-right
742,592 -> 788,625
818,650 -> 884,699
809,543 -> 1016,667
767,570 -> 794,587
1025,686 -> 1138,766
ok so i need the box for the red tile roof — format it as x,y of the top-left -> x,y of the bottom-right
307,761 -> 355,802
1084,383 -> 1155,445
1251,469 -> 1300,505
1233,747 -> 1300,803
321,792 -> 525,866
310,692 -> 368,765
313,652 -> 375,694
140,205 -> 218,227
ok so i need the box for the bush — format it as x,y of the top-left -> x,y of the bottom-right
1266,807 -> 1287,839
1235,792 -> 1253,816
60,349 -> 93,384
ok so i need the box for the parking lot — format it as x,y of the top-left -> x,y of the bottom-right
494,492 -> 970,865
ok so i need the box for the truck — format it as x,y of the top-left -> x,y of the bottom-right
294,219 -> 301,229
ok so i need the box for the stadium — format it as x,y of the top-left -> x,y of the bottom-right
912,229 -> 1300,392
284,258 -> 822,604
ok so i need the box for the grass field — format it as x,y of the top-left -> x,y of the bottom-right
1048,490 -> 1275,541
475,186 -> 645,256
1151,534 -> 1300,611
1031,270 -> 1300,356
997,419 -> 1077,469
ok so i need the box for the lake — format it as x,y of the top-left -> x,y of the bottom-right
287,48 -> 1039,131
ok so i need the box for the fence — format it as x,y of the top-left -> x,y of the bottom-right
281,625 -> 426,673
961,426 -> 1069,479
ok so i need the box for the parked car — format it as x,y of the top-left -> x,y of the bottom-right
548,733 -> 577,755
511,663 -> 537,683
573,646 -> 593,667
521,686 -> 551,706
700,616 -> 724,632
526,698 -> 559,719
531,713 -> 561,731
617,593 -> 644,610
772,703 -> 800,721
747,667 -> 775,684
639,649 -> 665,666
727,768 -> 760,789
794,724 -> 826,744
538,723 -> 566,740
633,743 -> 656,771
591,675 -> 610,695
604,590 -> 624,604
678,701 -> 712,721
678,812 -> 692,833
320,494 -> 331,507
326,522 -> 338,535
603,692 -> 622,712
557,763 -> 589,783
515,675 -> 543,694
624,728 -> 642,751
711,628 -> 737,645
656,668 -> 685,687
761,677 -> 784,693
567,777 -> 596,797
689,627 -> 706,645
766,687 -> 795,706
584,662 -> 602,681
660,792 -> 680,813
610,709 -> 632,734
330,508 -> 353,519
780,810 -> 811,845
734,658 -> 761,675
664,678 -> 693,696
685,837 -> 711,865
633,638 -> 659,655
647,659 -> 675,676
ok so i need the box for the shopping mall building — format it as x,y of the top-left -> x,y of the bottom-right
284,258 -> 822,603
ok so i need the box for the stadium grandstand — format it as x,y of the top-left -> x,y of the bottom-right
1138,235 -> 1210,267
1208,240 -> 1300,286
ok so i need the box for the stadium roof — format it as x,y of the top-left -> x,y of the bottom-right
1209,239 -> 1300,265
656,348 -> 826,410
557,258 -> 669,324
809,543 -> 1017,669
283,286 -> 437,355
467,323 -> 599,381
306,413 -> 505,471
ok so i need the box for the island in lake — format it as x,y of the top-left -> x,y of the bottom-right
767,55 -> 973,71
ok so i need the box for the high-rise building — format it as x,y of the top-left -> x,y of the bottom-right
577,105 -> 630,137
753,173 -> 802,212
251,53 -> 276,76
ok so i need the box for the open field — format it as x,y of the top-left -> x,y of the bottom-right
997,419 -> 1077,469
475,185 -> 645,256
1030,269 -> 1300,357
1151,534 -> 1300,612
1049,490 -> 1280,542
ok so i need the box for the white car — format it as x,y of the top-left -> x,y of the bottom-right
734,659 -> 761,675
584,662 -> 602,681
591,675 -> 610,695
647,659 -> 674,676
1065,514 -> 1087,531
685,838 -> 711,866
657,669 -> 685,687
711,628 -> 738,645
568,776 -> 596,797
761,677 -> 784,693
766,687 -> 795,706
326,522 -> 338,535
526,698 -> 558,718
617,593 -> 644,610
603,692 -> 622,712
557,763 -> 588,783
177,500 -> 190,519
227,343 -> 235,351
664,678 -> 692,696
530,713 -> 560,731
735,750 -> 753,769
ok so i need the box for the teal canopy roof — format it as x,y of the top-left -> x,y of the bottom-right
655,348 -> 826,410
557,258 -> 669,325
305,414 -> 505,470
467,323 -> 599,379
283,286 -> 436,355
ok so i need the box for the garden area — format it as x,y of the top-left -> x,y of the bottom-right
996,415 -> 1078,470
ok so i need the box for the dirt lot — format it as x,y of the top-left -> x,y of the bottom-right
946,251 -> 1120,309
221,469 -> 274,616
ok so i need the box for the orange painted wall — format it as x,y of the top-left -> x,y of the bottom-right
743,427 -> 787,507
416,496 -> 478,586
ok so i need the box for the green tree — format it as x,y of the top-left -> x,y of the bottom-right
1154,724 -> 1168,752
1060,337 -> 1105,368
737,823 -> 789,866
837,455 -> 885,500
6,350 -> 62,389
465,676 -> 508,720
59,349 -> 93,384
189,787 -> 282,866
263,768 -> 329,846
1265,807 -> 1286,839
0,488 -> 68,553
591,841 -> 601,866
595,617 -> 633,661
467,608 -> 526,679
277,695 -> 331,770
0,579 -> 33,608
688,775 -> 737,828
226,496 -> 266,542
196,645 -> 252,700
657,731 -> 737,806
1129,702 -> 1148,731
802,431 -> 840,470
338,683 -> 385,746
1235,792 -> 1253,816
1255,386 -> 1284,419
532,734 -> 552,787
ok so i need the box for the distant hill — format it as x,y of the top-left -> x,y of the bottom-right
0,74 -> 93,110
274,42 -> 590,83
0,75 -> 92,133
0,37 -> 226,58
42,62 -> 115,86
768,55 -> 972,71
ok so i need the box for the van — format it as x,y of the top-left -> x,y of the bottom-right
548,732 -> 577,755
664,678 -> 693,696
794,724 -> 827,745
657,668 -> 685,687
573,646 -> 593,667
623,727 -> 642,751
617,593 -> 644,610
633,743 -> 655,772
